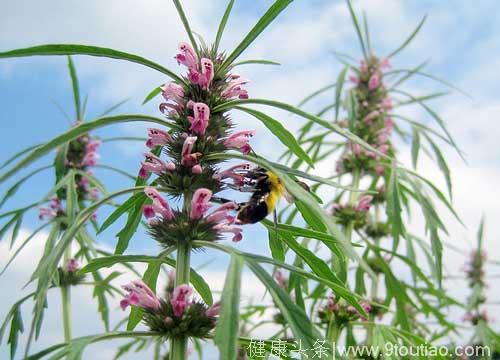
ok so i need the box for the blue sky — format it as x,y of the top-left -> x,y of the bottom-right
1,0 -> 500,358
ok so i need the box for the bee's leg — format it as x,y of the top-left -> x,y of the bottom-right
211,196 -> 247,209
225,184 -> 257,192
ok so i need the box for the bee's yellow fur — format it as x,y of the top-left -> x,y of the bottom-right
264,171 -> 284,213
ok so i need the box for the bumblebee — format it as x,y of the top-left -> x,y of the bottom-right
216,167 -> 309,225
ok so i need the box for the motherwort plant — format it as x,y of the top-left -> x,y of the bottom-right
0,1 -> 384,359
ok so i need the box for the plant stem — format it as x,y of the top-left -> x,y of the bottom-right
61,246 -> 72,343
170,239 -> 192,360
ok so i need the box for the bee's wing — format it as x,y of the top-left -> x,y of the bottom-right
282,187 -> 295,204
283,180 -> 310,204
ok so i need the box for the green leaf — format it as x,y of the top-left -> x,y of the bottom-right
477,216 -> 485,251
214,0 -> 235,52
215,255 -> 243,360
67,56 -> 81,120
232,59 -> 280,67
172,0 -> 200,58
99,98 -> 129,117
99,192 -> 146,234
114,193 -> 147,254
386,166 -> 405,250
425,134 -> 452,199
0,44 -> 184,83
1,222 -> 51,275
195,241 -> 362,313
387,15 -> 427,58
268,230 -> 285,262
142,85 -> 162,105
221,0 -> 293,69
410,126 -> 420,169
335,67 -> 348,121
0,114 -> 173,185
235,106 -> 314,167
297,82 -> 336,107
0,165 -> 51,208
246,260 -> 322,356
0,144 -> 41,170
346,0 -> 368,60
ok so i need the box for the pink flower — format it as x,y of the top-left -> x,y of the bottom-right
360,60 -> 368,73
175,42 -> 198,70
161,83 -> 185,104
213,163 -> 251,187
181,136 -> 202,167
368,73 -> 381,91
88,187 -> 99,200
140,152 -> 175,178
355,195 -> 373,212
192,164 -> 203,174
206,301 -> 221,317
379,58 -> 391,69
375,165 -> 385,176
120,280 -> 161,311
85,139 -> 101,153
171,284 -> 193,317
377,144 -> 389,155
214,223 -> 243,242
360,300 -> 372,314
49,197 -> 62,211
187,102 -> 210,135
198,58 -> 214,89
275,270 -> 287,289
380,98 -> 393,110
206,202 -> 237,223
349,75 -> 359,84
224,130 -> 255,154
144,187 -> 174,220
221,74 -> 250,99
190,188 -> 213,219
82,151 -> 99,167
66,258 -> 79,273
146,128 -> 172,148
363,110 -> 379,124
377,128 -> 391,144
38,207 -> 57,220
349,142 -> 362,156
384,117 -> 394,131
